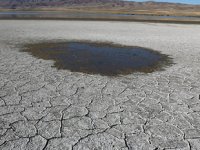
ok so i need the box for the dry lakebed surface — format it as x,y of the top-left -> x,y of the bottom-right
0,20 -> 200,150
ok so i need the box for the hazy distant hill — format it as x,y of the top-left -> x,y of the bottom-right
0,0 -> 200,17
0,0 -> 120,8
0,0 -> 198,8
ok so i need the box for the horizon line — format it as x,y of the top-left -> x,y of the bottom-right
124,0 -> 200,5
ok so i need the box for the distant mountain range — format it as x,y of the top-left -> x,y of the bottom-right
0,0 -> 198,8
0,0 -> 118,8
0,0 -> 200,17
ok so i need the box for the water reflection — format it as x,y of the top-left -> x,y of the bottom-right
0,11 -> 200,21
22,41 -> 173,76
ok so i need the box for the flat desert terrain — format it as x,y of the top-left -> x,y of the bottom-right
0,20 -> 200,149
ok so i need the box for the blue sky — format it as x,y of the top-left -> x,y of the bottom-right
127,0 -> 200,4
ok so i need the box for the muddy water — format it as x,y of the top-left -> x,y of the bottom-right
1,11 -> 200,22
22,41 -> 173,76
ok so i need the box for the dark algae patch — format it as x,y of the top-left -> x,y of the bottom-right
23,41 -> 173,76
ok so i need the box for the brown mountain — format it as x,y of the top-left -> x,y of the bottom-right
0,0 -> 119,8
0,0 -> 200,17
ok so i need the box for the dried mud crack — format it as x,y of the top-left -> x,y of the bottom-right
0,20 -> 200,150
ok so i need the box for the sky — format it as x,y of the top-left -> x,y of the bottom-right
127,0 -> 200,4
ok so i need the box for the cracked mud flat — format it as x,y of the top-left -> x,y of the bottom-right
0,20 -> 200,150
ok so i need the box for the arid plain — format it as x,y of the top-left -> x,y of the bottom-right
0,20 -> 200,150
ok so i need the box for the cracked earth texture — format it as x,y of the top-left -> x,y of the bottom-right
0,20 -> 200,150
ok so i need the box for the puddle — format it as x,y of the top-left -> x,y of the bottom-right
23,41 -> 173,76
